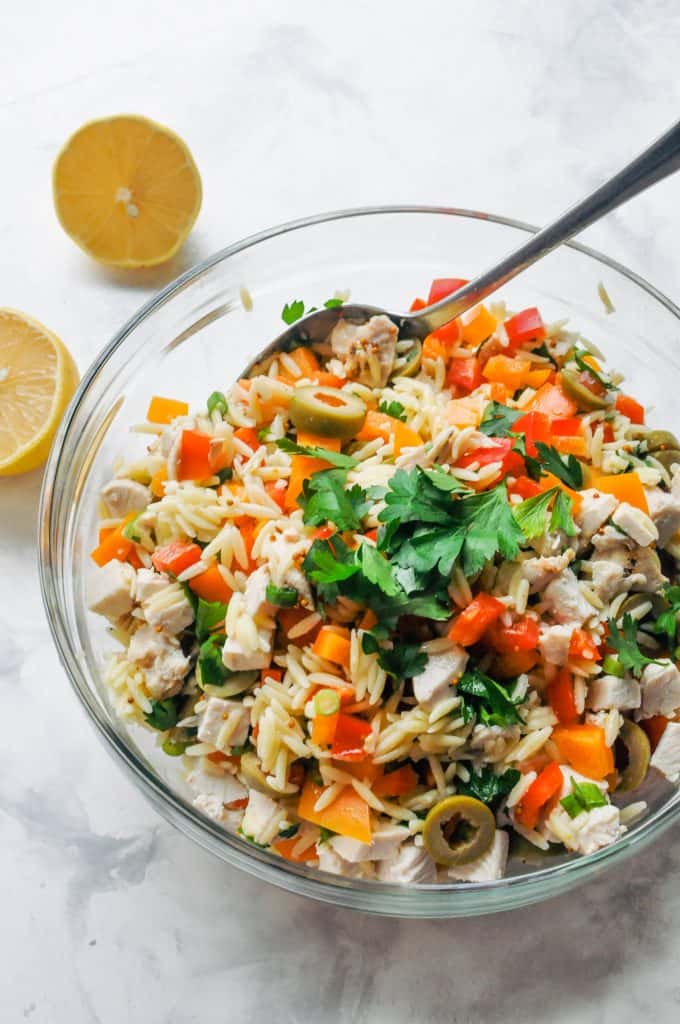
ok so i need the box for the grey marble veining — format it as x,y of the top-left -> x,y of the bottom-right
2,1 -> 680,1020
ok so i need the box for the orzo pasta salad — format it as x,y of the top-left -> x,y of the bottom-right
89,279 -> 680,884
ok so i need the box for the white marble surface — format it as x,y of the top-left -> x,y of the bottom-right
3,1 -> 680,1020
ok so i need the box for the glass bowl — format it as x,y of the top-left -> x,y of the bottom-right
39,207 -> 680,918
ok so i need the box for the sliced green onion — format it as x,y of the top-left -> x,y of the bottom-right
602,655 -> 625,678
314,689 -> 341,717
266,583 -> 298,607
207,390 -> 228,417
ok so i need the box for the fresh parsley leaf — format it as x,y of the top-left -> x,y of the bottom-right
265,583 -> 298,607
302,538 -> 361,594
207,390 -> 228,417
298,469 -> 369,531
450,484 -> 524,577
550,489 -> 577,535
560,779 -> 608,819
145,698 -> 180,731
421,466 -> 467,493
179,580 -> 198,614
359,541 -> 402,597
282,299 -> 306,324
479,401 -> 523,437
513,488 -> 558,539
652,585 -> 680,645
534,442 -> 583,489
457,766 -> 521,807
324,298 -> 343,309
195,598 -> 228,642
457,666 -> 523,727
275,437 -> 358,469
197,633 -> 229,687
362,631 -> 427,679
318,826 -> 338,843
378,399 -> 408,422
531,342 -> 558,368
607,614 -> 660,678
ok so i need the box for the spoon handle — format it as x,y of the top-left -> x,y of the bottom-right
416,119 -> 680,332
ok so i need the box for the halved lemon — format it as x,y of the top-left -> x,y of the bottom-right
0,309 -> 79,476
53,114 -> 202,268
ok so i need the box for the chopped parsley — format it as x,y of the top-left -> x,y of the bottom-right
652,585 -> 680,645
378,399 -> 408,422
195,598 -> 228,642
318,826 -> 338,844
457,766 -> 521,808
513,486 -> 576,539
281,297 -> 345,324
479,401 -> 523,438
533,442 -> 583,489
298,469 -> 369,531
145,698 -> 181,732
197,633 -> 229,687
457,665 -> 523,727
275,437 -> 358,469
265,583 -> 298,607
560,779 -> 608,819
607,614 -> 660,678
361,631 -> 427,679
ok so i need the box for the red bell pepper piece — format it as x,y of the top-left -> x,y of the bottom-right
373,765 -> 418,797
507,475 -> 542,500
456,437 -> 525,480
410,297 -> 427,312
178,429 -> 218,481
448,593 -> 505,646
427,278 -> 469,305
514,761 -> 563,829
151,541 -> 202,576
551,416 -> 582,436
446,355 -> 482,394
330,715 -> 372,762
547,667 -> 580,725
433,319 -> 462,348
504,307 -> 546,350
615,393 -> 645,425
641,716 -> 669,751
513,411 -> 552,458
487,616 -> 540,654
568,629 -> 602,662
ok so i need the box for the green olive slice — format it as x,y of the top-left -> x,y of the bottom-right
422,795 -> 496,866
618,590 -> 667,621
560,369 -> 610,411
239,752 -> 281,796
653,449 -> 680,471
289,386 -> 367,439
615,719 -> 651,792
391,340 -> 422,380
645,429 -> 680,452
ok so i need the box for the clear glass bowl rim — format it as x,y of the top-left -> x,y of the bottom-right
38,204 -> 680,918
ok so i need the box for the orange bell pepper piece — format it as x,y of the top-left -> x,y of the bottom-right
188,564 -> 233,604
298,780 -> 371,843
151,541 -> 202,575
529,381 -> 578,417
551,724 -> 614,780
482,355 -> 551,392
373,765 -> 418,798
285,454 -> 332,509
615,393 -> 645,425
448,593 -> 505,646
460,304 -> 497,346
146,395 -> 189,424
356,410 -> 422,455
90,512 -> 138,567
178,430 -> 219,481
312,625 -> 352,668
277,346 -> 321,384
591,472 -> 649,514
445,396 -> 486,428
274,835 -> 317,863
296,431 -> 342,452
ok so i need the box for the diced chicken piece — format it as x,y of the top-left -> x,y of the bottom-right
589,559 -> 627,602
241,790 -> 286,846
650,722 -> 680,782
521,550 -> 573,593
538,622 -> 574,666
412,647 -> 469,709
223,591 -> 274,672
100,478 -> 151,518
328,314 -> 398,388
543,569 -> 594,626
628,548 -> 667,593
187,768 -> 248,806
447,829 -> 509,882
611,502 -> 658,547
640,660 -> 680,719
645,473 -> 680,547
575,489 -> 617,540
543,803 -> 623,856
193,794 -> 243,826
591,526 -> 635,554
197,697 -> 250,750
134,568 -> 169,604
316,843 -> 371,879
128,624 -> 189,699
143,581 -> 194,635
262,528 -> 313,605
88,561 -> 136,619
330,825 -> 409,864
376,843 -> 438,884
586,675 -> 641,711
469,724 -> 521,759
243,566 -> 273,623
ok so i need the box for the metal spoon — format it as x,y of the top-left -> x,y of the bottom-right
246,119 -> 680,373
